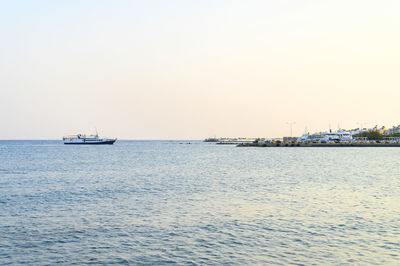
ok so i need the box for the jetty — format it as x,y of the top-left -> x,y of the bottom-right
237,141 -> 400,147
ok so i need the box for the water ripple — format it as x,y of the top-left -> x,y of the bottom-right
0,141 -> 399,264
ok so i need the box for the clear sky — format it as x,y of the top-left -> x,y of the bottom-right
1,0 -> 399,139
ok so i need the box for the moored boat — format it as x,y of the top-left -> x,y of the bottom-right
297,130 -> 352,143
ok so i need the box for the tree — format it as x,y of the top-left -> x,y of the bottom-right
354,130 -> 384,140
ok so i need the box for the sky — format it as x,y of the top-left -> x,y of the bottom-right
1,0 -> 400,139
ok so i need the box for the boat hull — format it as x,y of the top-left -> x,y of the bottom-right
64,140 -> 116,145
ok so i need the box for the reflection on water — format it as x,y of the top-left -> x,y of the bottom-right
0,141 -> 399,264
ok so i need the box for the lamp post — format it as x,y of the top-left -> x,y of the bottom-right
286,122 -> 296,139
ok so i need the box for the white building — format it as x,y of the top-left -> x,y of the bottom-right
384,125 -> 400,135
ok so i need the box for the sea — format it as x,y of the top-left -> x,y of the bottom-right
0,140 -> 399,265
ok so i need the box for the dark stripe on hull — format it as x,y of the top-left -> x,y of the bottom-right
64,140 -> 116,145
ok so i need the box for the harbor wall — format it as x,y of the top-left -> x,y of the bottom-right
237,141 -> 400,147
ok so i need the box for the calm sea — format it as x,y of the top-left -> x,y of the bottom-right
0,140 -> 399,265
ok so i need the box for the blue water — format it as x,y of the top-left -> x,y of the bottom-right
0,140 -> 399,264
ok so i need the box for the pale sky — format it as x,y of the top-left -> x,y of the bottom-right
1,0 -> 399,139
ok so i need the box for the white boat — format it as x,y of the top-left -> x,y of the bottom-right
321,130 -> 352,142
297,130 -> 352,143
63,133 -> 116,145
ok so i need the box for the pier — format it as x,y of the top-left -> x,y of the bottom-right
237,141 -> 400,147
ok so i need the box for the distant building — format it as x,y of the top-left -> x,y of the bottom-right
384,125 -> 400,135
377,126 -> 386,134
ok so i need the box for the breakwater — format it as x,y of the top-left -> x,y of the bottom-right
238,141 -> 400,147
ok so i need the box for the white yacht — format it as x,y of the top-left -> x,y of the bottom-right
297,130 -> 352,143
63,133 -> 116,145
321,130 -> 352,142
